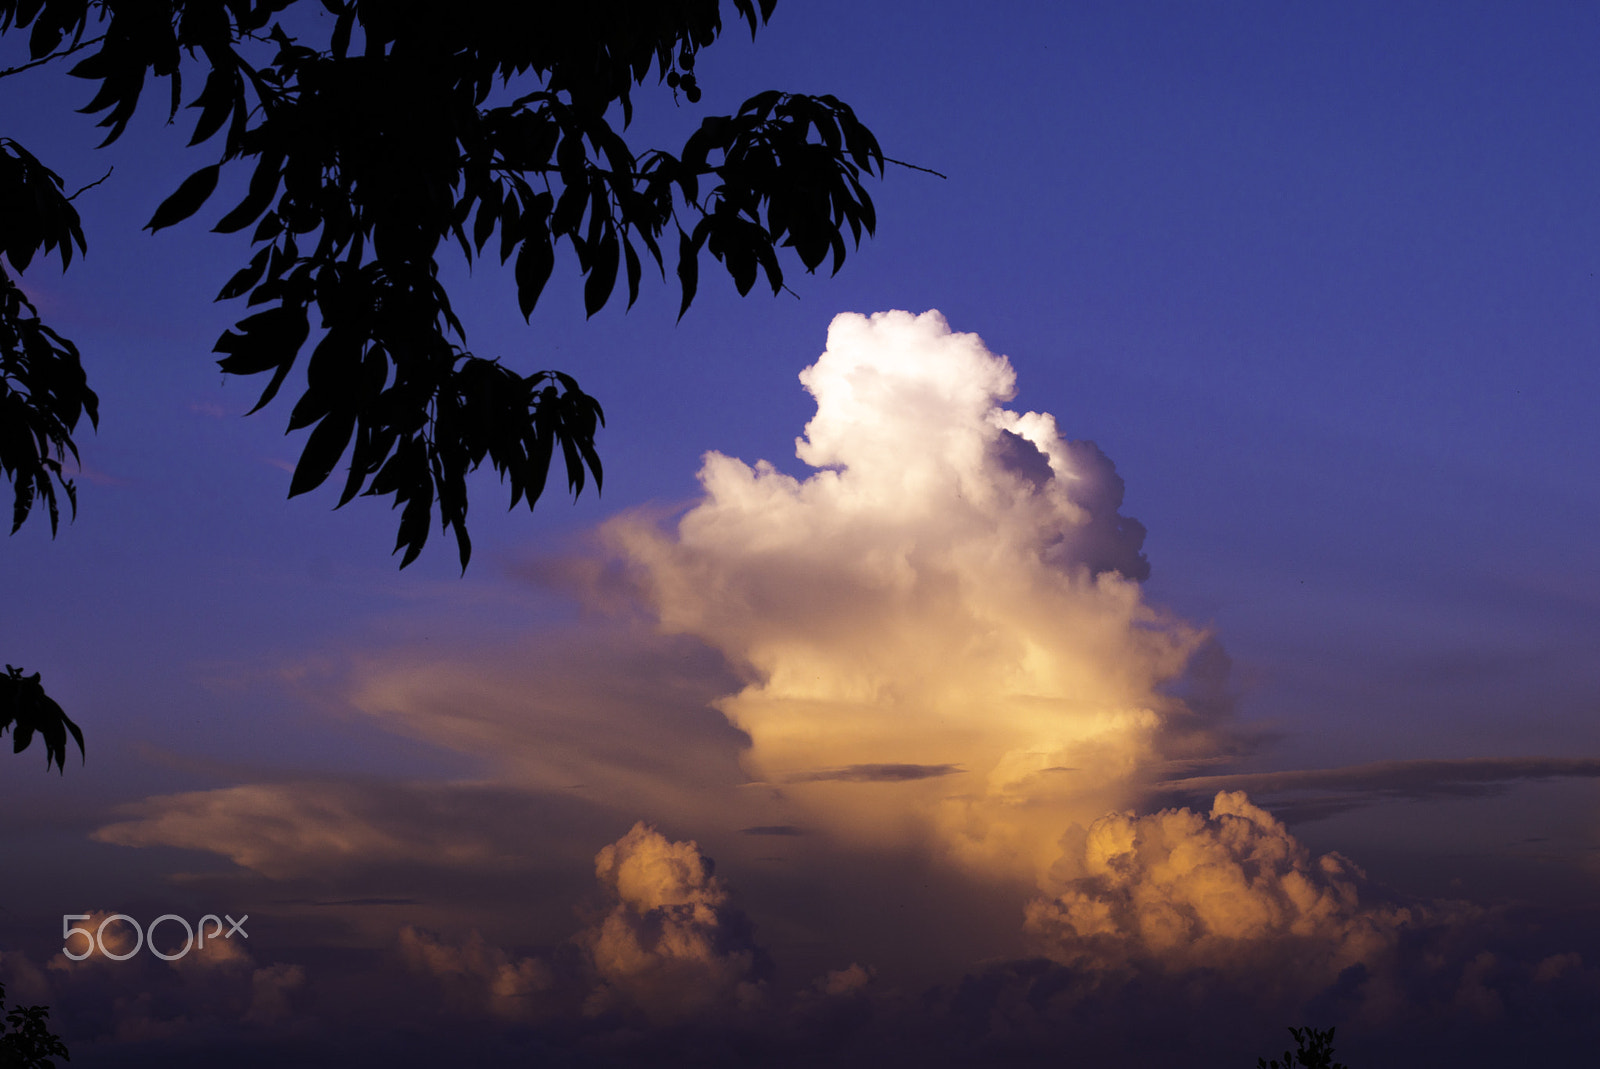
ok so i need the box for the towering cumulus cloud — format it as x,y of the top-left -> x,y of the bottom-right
583,822 -> 769,1020
610,311 -> 1213,880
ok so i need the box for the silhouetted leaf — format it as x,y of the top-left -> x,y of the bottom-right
584,229 -> 619,316
676,227 -> 699,319
288,410 -> 356,497
515,236 -> 554,320
214,152 -> 283,233
216,246 -> 271,301
0,0 -> 890,574
622,236 -> 642,307
0,665 -> 85,773
187,68 -> 237,147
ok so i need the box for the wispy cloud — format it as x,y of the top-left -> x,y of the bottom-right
787,763 -> 967,783
1156,756 -> 1600,820
91,780 -> 544,878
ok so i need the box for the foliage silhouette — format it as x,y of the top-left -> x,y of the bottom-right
0,980 -> 70,1069
0,136 -> 95,537
1,0 -> 894,769
0,664 -> 84,771
1257,1026 -> 1350,1069
0,0 -> 886,570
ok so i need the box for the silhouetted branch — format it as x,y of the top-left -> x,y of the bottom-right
0,34 -> 104,80
66,165 -> 114,201
884,155 -> 947,178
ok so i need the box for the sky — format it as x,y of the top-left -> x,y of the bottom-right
3,2 -> 1599,1066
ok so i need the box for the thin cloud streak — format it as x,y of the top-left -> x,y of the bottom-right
1157,756 -> 1600,820
785,763 -> 967,783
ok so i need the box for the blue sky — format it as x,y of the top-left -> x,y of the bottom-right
3,3 -> 1599,1065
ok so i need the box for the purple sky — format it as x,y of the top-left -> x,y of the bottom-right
4,3 -> 1599,1066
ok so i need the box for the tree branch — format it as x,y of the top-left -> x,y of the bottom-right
0,35 -> 106,81
66,166 -> 114,201
883,156 -> 947,179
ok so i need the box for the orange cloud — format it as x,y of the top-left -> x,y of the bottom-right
1026,792 -> 1422,992
581,822 -> 769,1021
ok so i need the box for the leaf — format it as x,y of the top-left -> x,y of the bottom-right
214,152 -> 283,233
676,227 -> 699,320
514,236 -> 554,320
331,7 -> 355,59
215,247 -> 271,301
213,305 -> 310,413
0,666 -> 85,773
27,18 -> 63,59
393,473 -> 434,568
472,183 -> 501,254
583,230 -> 619,317
288,410 -> 357,498
622,236 -> 642,308
144,164 -> 220,232
188,68 -> 237,147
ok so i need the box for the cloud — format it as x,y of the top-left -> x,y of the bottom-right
397,822 -> 770,1026
816,962 -> 875,996
581,822 -> 770,1021
787,763 -> 966,783
0,950 -> 52,1005
1157,756 -> 1600,822
242,962 -> 306,1025
90,780 -> 528,878
344,627 -> 752,829
399,927 -> 552,1021
1026,791 -> 1420,990
607,310 -> 1223,881
19,909 -> 306,1044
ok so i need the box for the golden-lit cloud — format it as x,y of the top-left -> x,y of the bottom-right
581,822 -> 769,1021
608,310 -> 1215,880
1026,791 -> 1417,987
396,822 -> 767,1025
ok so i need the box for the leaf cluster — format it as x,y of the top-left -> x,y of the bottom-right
0,981 -> 70,1069
0,138 -> 97,535
1,0 -> 884,570
0,664 -> 84,772
1257,1026 -> 1350,1069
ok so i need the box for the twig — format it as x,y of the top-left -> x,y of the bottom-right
883,156 -> 947,179
66,166 -> 114,201
0,35 -> 106,80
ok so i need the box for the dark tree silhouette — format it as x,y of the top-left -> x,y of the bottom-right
0,664 -> 84,772
0,981 -> 70,1069
1257,1026 -> 1350,1069
0,136 -> 93,539
1,0 -> 894,769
